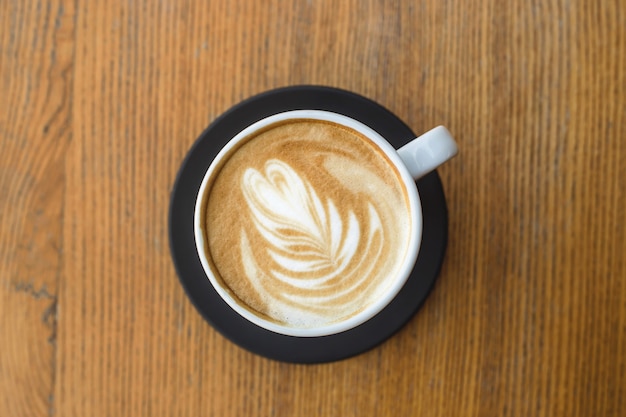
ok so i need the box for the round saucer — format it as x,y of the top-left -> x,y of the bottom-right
168,86 -> 448,363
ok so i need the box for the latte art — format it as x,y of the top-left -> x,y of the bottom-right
202,119 -> 412,328
240,159 -> 384,327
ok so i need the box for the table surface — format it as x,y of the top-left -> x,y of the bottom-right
1,0 -> 625,416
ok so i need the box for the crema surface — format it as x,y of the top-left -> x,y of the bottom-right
201,120 -> 412,328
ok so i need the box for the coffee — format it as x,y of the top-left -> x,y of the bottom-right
199,119 -> 412,329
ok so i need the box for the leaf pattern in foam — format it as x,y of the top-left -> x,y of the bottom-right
241,159 -> 360,274
240,159 -> 385,324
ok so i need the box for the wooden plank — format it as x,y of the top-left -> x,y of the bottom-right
0,0 -> 75,415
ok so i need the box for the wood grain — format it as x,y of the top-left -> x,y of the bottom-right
1,0 -> 625,416
1,0 -> 73,415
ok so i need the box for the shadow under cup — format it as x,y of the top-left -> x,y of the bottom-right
194,110 -> 423,337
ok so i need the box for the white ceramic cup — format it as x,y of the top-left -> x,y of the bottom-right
194,110 -> 457,337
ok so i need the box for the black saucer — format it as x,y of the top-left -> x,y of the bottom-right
168,86 -> 448,363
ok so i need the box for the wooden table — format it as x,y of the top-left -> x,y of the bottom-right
1,0 -> 625,415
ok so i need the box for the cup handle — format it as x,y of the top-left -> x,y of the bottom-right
397,126 -> 458,180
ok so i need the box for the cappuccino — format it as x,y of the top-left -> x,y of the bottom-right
199,119 -> 412,329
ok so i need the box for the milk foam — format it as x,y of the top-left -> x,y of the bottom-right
240,160 -> 385,327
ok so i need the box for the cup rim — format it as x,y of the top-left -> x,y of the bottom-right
194,110 -> 422,337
